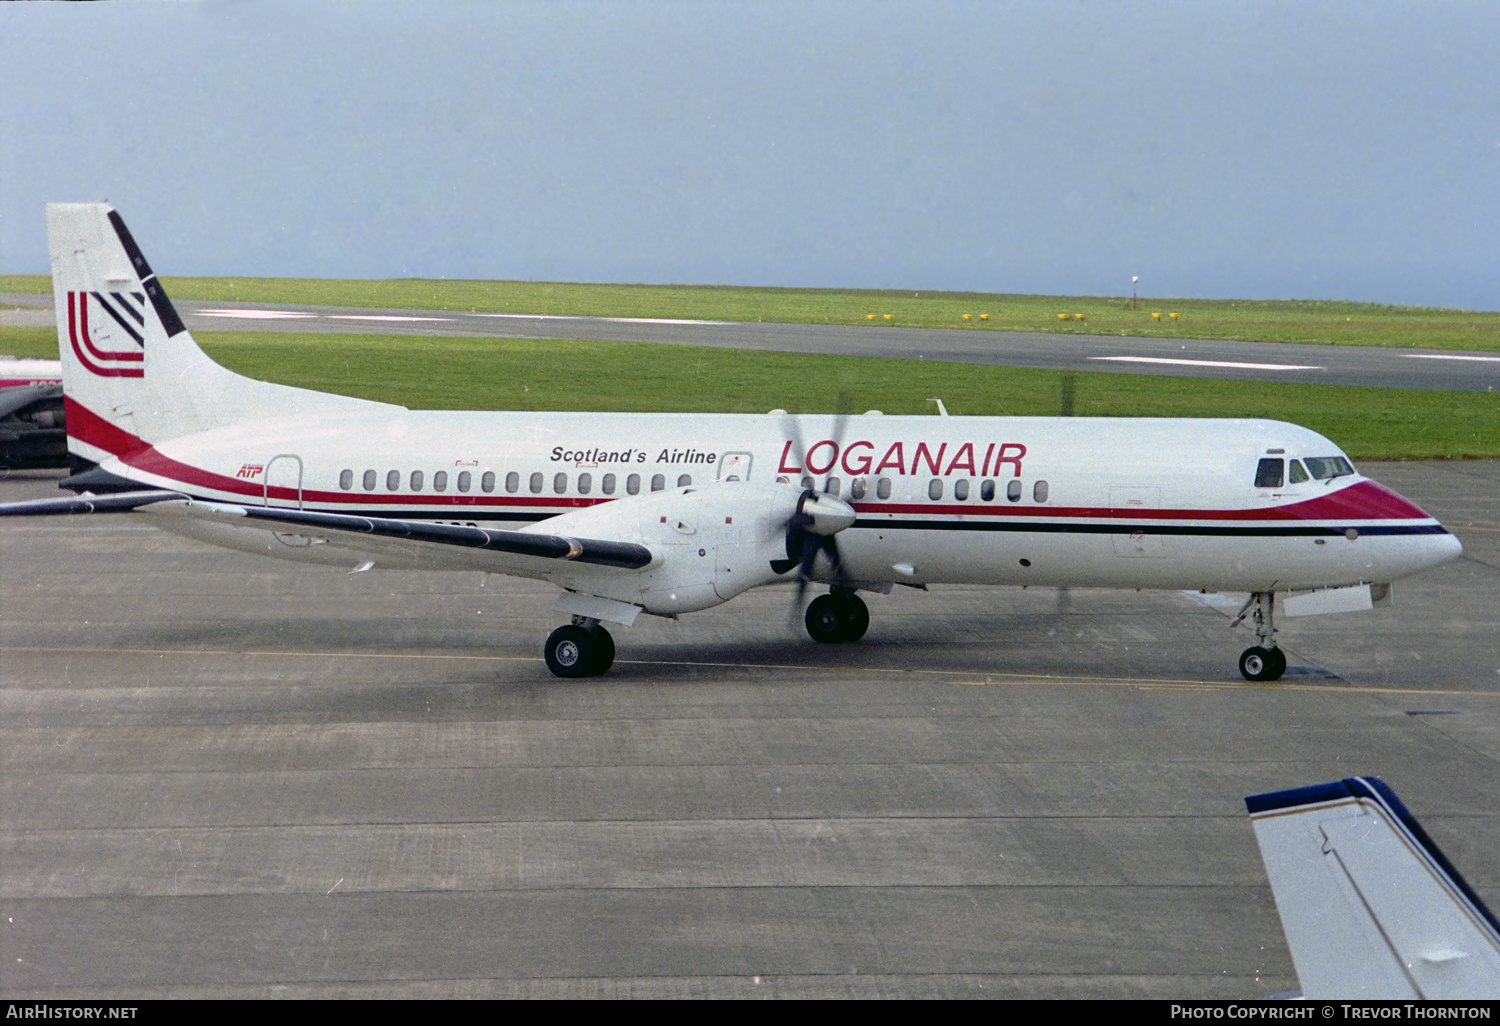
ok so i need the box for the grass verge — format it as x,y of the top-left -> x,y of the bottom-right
6,324 -> 1492,459
6,324 -> 1494,459
5,274 -> 1496,352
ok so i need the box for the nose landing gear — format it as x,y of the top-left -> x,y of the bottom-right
805,589 -> 870,644
1232,591 -> 1286,682
544,616 -> 616,678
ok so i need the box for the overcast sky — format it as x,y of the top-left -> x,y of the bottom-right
2,1 -> 1496,309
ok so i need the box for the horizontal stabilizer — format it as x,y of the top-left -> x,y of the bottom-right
1247,776 -> 1500,999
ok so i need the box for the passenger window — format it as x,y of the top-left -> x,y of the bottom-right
876,477 -> 892,500
801,476 -> 815,491
362,469 -> 377,491
825,477 -> 840,496
928,479 -> 943,500
481,471 -> 496,493
505,471 -> 519,494
627,473 -> 641,495
386,470 -> 401,491
434,471 -> 448,492
1288,460 -> 1309,485
850,478 -> 867,500
1007,479 -> 1022,502
1033,480 -> 1049,503
339,469 -> 353,491
1255,458 -> 1285,488
457,471 -> 472,493
529,472 -> 543,494
578,473 -> 592,494
954,479 -> 970,501
677,474 -> 691,488
553,473 -> 567,494
980,479 -> 996,502
410,470 -> 424,491
651,474 -> 665,491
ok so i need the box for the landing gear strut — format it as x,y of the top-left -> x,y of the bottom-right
1232,591 -> 1286,682
544,616 -> 615,678
805,590 -> 870,644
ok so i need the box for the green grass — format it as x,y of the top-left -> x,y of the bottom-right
5,273 -> 1497,352
6,324 -> 1492,459
0,326 -> 55,359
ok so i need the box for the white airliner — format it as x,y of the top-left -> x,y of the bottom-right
1248,776 -> 1500,998
0,204 -> 1463,678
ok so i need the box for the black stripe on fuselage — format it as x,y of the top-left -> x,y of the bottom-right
849,518 -> 1448,538
272,507 -> 1444,538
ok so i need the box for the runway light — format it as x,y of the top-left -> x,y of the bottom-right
866,314 -> 877,320
1152,312 -> 1162,320
883,314 -> 894,321
1169,312 -> 1180,320
1057,314 -> 1070,321
1073,314 -> 1085,321
979,314 -> 990,321
962,314 -> 973,321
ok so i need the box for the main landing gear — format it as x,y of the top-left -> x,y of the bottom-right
1232,591 -> 1286,682
544,616 -> 615,678
805,590 -> 870,644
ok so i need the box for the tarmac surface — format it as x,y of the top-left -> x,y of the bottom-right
1,461 -> 1497,998
5,292 -> 1500,392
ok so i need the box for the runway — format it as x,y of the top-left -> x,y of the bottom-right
5,292 -> 1499,392
2,462 -> 1497,997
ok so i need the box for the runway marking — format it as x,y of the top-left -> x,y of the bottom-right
1403,354 -> 1500,363
1090,356 -> 1324,371
954,678 -> 1499,698
195,309 -> 318,320
325,315 -> 454,323
474,313 -> 733,326
3,645 -> 1497,699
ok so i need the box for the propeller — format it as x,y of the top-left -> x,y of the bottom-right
772,394 -> 858,619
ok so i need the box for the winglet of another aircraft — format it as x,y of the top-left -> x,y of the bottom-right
1246,776 -> 1500,999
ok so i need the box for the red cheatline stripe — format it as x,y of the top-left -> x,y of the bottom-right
115,452 -> 1434,525
63,396 -> 149,457
74,293 -> 143,364
67,293 -> 143,378
854,481 -> 1430,523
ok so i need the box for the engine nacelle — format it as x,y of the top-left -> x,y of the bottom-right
524,480 -> 829,616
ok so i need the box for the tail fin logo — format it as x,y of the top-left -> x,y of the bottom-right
66,290 -> 146,378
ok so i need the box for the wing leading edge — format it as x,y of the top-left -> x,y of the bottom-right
1246,776 -> 1500,999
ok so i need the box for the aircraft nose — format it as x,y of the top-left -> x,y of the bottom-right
1352,477 -> 1463,570
1427,529 -> 1463,566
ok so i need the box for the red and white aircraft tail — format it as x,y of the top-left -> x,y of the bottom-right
47,203 -> 394,471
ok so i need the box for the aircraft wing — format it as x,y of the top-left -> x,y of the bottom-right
1246,776 -> 1500,999
0,489 -> 187,515
0,494 -> 654,574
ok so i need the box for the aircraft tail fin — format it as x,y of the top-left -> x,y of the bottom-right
1247,776 -> 1500,999
47,203 -> 399,473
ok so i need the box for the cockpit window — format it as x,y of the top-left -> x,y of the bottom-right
1288,460 -> 1309,484
1254,458 -> 1284,489
1303,456 -> 1354,480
